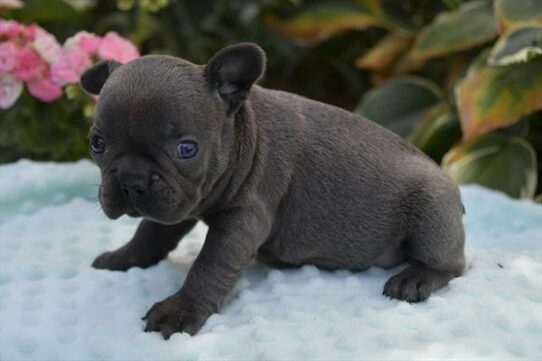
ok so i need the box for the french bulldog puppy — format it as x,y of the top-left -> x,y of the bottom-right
81,43 -> 465,339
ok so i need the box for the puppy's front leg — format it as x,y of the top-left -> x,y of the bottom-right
92,219 -> 197,271
143,207 -> 270,339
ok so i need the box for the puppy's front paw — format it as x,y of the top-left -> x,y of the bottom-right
91,250 -> 136,271
92,247 -> 162,271
92,251 -> 128,271
143,292 -> 210,339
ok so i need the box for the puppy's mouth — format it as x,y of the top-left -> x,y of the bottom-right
114,201 -> 182,224
99,177 -> 187,224
98,185 -> 145,219
126,209 -> 142,217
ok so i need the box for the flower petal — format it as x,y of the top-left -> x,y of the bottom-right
0,41 -> 18,75
32,27 -> 63,64
0,74 -> 23,109
98,32 -> 139,63
27,76 -> 63,102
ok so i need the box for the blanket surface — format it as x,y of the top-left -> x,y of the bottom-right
1,160 -> 541,360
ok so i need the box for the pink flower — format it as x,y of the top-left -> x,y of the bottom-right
0,22 -> 141,105
79,33 -> 101,54
0,41 -> 17,75
12,46 -> 47,81
0,74 -> 23,109
2,20 -> 35,41
27,75 -> 63,102
0,19 -> 26,38
65,31 -> 100,54
24,23 -> 38,40
98,32 -> 139,63
32,27 -> 62,64
50,46 -> 91,85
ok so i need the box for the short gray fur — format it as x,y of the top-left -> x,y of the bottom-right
81,43 -> 466,340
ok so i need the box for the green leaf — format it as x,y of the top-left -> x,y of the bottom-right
408,106 -> 462,163
0,92 -> 90,163
262,0 -> 390,44
455,51 -> 542,139
354,76 -> 444,137
489,25 -> 542,65
495,0 -> 542,33
380,0 -> 448,31
409,0 -> 498,62
11,0 -> 79,23
525,111 -> 542,153
442,134 -> 538,198
355,33 -> 413,72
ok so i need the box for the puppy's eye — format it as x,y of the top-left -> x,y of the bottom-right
90,135 -> 105,156
177,140 -> 198,159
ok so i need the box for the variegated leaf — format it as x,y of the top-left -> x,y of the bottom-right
442,134 -> 538,198
488,25 -> 542,65
409,0 -> 497,62
408,105 -> 462,163
355,33 -> 413,72
455,51 -> 542,139
494,0 -> 542,33
354,76 -> 444,137
262,0 -> 389,44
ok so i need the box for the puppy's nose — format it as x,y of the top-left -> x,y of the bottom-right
120,179 -> 147,202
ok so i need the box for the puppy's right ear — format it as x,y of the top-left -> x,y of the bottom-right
204,43 -> 266,116
80,60 -> 121,95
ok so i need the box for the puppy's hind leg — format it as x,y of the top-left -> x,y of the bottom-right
383,182 -> 465,302
92,219 -> 197,271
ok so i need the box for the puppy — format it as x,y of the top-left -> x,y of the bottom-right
81,43 -> 465,339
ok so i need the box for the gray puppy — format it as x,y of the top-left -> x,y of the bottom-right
81,43 -> 465,339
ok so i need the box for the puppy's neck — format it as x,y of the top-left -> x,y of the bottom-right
197,101 -> 258,216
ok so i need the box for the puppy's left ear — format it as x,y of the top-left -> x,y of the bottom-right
80,60 -> 121,95
204,43 -> 266,116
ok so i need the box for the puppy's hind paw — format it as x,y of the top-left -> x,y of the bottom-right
383,264 -> 453,303
383,272 -> 432,303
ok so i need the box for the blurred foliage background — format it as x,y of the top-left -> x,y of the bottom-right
1,0 -> 541,200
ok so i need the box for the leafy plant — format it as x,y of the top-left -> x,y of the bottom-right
2,0 -> 541,200
265,0 -> 542,200
0,86 -> 91,162
2,0 -> 375,162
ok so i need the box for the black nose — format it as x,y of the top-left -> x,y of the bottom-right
120,180 -> 147,202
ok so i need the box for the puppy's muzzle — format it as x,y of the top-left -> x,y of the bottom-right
118,170 -> 164,203
121,179 -> 146,203
118,170 -> 151,204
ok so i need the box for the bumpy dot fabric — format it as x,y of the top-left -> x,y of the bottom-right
1,160 -> 541,360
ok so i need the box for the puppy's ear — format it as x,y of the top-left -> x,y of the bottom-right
204,43 -> 266,115
80,60 -> 121,95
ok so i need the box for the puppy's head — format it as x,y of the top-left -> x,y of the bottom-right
81,43 -> 265,224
